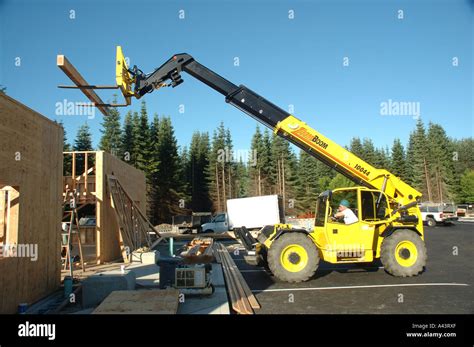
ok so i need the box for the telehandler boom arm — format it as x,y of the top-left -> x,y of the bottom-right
127,52 -> 421,207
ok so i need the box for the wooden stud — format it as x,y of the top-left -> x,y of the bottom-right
71,152 -> 76,192
84,152 -> 88,196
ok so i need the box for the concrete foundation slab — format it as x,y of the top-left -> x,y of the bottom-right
125,263 -> 161,288
82,270 -> 136,308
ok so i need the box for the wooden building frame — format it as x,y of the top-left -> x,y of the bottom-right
63,151 -> 149,264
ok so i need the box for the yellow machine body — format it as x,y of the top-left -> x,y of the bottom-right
257,114 -> 425,275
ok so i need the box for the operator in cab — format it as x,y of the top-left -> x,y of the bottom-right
332,199 -> 358,224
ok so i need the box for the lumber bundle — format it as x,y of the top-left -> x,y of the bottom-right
181,237 -> 214,264
215,243 -> 260,314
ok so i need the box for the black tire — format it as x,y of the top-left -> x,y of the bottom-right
267,232 -> 319,283
381,229 -> 427,277
426,217 -> 436,227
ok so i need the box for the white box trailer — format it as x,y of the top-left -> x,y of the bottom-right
227,195 -> 284,229
201,195 -> 285,233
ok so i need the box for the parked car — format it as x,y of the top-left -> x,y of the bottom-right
172,212 -> 212,234
419,203 -> 458,227
456,203 -> 474,218
456,204 -> 467,217
79,216 -> 96,226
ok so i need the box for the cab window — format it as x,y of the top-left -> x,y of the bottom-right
361,191 -> 389,221
314,196 -> 327,227
329,190 -> 358,222
213,214 -> 226,223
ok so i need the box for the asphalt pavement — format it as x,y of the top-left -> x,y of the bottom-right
226,222 -> 473,314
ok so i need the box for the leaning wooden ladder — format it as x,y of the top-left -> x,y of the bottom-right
106,175 -> 164,262
61,191 -> 85,275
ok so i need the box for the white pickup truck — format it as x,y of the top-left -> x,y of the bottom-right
419,203 -> 458,227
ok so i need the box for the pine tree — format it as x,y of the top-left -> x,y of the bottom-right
406,119 -> 431,201
187,132 -> 212,212
133,102 -> 152,176
262,129 -> 275,194
120,111 -> 134,163
315,160 -> 336,192
426,122 -> 456,202
234,159 -> 249,198
209,123 -> 227,211
148,114 -> 162,223
328,174 -> 355,190
130,111 -> 141,165
59,121 -> 72,176
178,145 -> 191,204
458,170 -> 474,202
451,138 -> 474,201
361,138 -> 376,165
225,128 -> 236,200
390,138 -> 406,180
149,116 -> 181,224
349,137 -> 364,158
296,150 -> 320,214
271,133 -> 298,214
452,138 -> 474,174
74,123 -> 93,151
248,126 -> 264,197
99,96 -> 122,155
73,123 -> 93,174
374,147 -> 389,168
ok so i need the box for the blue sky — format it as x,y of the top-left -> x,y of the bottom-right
1,0 -> 472,154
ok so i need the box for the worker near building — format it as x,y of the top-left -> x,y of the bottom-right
333,199 -> 358,224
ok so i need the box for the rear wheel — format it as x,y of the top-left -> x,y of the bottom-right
381,229 -> 427,277
426,217 -> 436,227
267,232 -> 319,283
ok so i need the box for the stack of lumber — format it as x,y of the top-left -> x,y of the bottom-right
214,243 -> 260,314
181,237 -> 214,263
93,289 -> 179,314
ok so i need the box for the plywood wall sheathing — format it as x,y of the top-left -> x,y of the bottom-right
95,152 -> 147,263
0,93 -> 63,313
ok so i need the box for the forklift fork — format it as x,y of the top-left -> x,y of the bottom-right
234,226 -> 264,266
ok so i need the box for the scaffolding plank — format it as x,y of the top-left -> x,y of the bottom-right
57,55 -> 110,116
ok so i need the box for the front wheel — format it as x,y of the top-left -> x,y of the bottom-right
381,229 -> 427,277
267,232 -> 319,283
